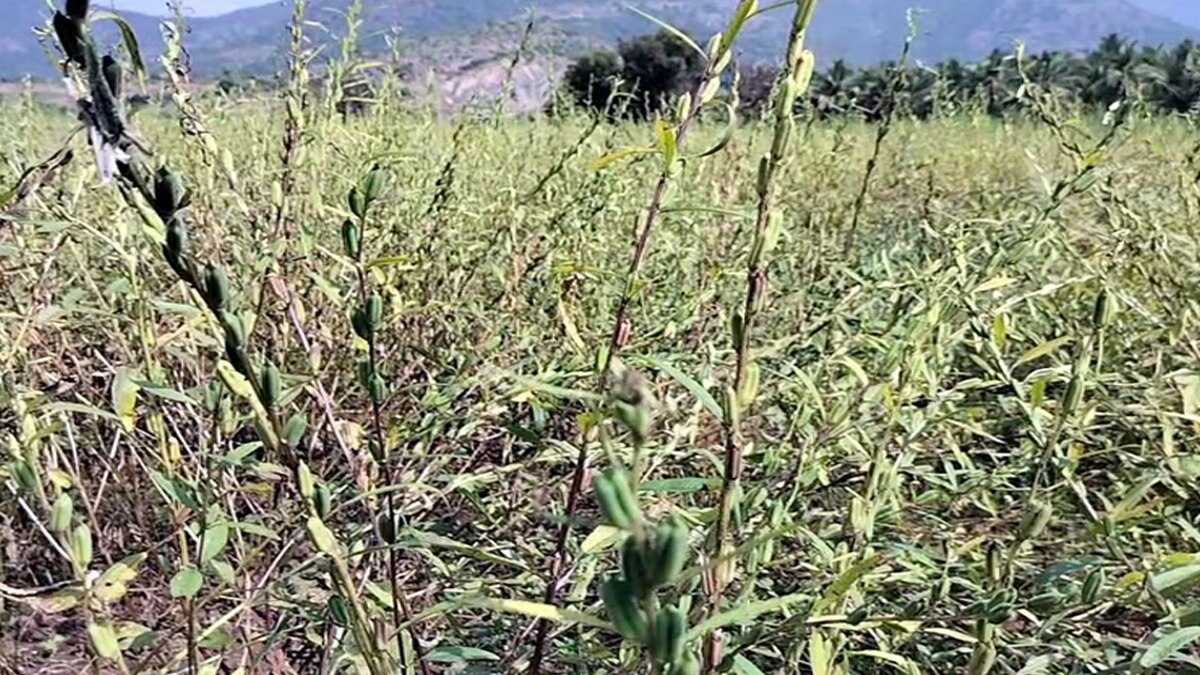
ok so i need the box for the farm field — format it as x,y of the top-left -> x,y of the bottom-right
3,4 -> 1200,674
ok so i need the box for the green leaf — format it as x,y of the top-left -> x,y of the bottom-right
590,146 -> 656,171
209,559 -> 235,584
89,11 -> 147,87
813,554 -> 882,614
1152,563 -> 1200,596
1139,626 -> 1200,668
732,655 -> 768,675
133,380 -> 197,405
810,631 -> 830,675
200,522 -> 230,564
625,5 -> 706,60
640,355 -> 723,421
426,646 -> 501,663
465,597 -> 610,630
170,567 -> 203,598
88,621 -> 121,659
688,593 -> 808,640
1016,336 -> 1072,366
149,470 -> 200,510
640,477 -> 720,493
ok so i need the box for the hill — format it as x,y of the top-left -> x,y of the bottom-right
2,0 -> 1198,81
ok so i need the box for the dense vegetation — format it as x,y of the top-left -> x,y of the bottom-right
3,1 -> 1200,675
565,32 -> 1200,119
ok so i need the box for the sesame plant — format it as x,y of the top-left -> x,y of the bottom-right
4,0 -> 1200,674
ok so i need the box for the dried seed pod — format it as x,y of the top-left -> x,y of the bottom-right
650,605 -> 686,665
53,12 -> 85,67
261,361 -> 281,409
600,578 -> 647,640
340,219 -> 361,258
203,264 -> 229,311
66,0 -> 90,20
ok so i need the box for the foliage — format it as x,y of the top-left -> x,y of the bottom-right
561,30 -> 706,118
3,2 -> 1200,675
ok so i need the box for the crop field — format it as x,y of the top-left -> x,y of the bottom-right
3,3 -> 1200,675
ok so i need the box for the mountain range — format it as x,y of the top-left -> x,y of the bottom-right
3,0 -> 1200,82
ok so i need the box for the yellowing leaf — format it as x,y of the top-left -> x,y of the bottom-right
307,516 -> 338,554
590,147 -> 656,171
1016,336 -> 1072,366
974,275 -> 1018,293
88,621 -> 121,660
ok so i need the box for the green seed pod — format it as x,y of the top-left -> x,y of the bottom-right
368,373 -> 387,404
1018,500 -> 1053,541
668,650 -> 701,675
328,595 -> 351,627
340,219 -> 361,258
53,12 -> 85,67
154,167 -> 187,217
613,401 -> 650,446
1093,288 -> 1113,329
1081,567 -> 1105,604
901,597 -> 927,618
284,412 -> 307,449
261,361 -> 281,409
967,642 -> 997,675
964,598 -> 987,617
315,482 -> 332,520
348,186 -> 366,219
377,511 -> 397,544
13,461 -> 37,492
984,602 -> 1013,625
621,536 -> 654,598
595,470 -> 637,529
351,307 -> 371,341
1027,591 -> 1063,613
648,518 -> 688,589
847,605 -> 869,625
363,165 -> 384,203
165,216 -> 189,260
50,492 -> 74,532
220,313 -> 244,348
224,339 -> 250,378
204,264 -> 230,311
650,606 -> 687,665
1062,375 -> 1083,415
66,0 -> 90,20
729,311 -> 745,351
365,294 -> 383,329
101,55 -> 121,99
755,156 -> 770,197
72,524 -> 93,569
355,360 -> 373,388
368,438 -> 384,462
296,461 -> 315,500
600,578 -> 647,640
985,541 -> 1003,585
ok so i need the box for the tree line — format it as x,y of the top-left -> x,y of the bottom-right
560,31 -> 1200,119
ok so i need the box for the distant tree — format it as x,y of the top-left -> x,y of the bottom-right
560,30 -> 704,118
563,50 -> 622,111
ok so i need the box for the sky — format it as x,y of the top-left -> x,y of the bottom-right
101,0 -> 274,16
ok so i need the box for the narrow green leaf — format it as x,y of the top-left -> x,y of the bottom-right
1139,626 -> 1200,668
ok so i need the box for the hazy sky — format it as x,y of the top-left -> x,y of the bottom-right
100,0 -> 273,16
